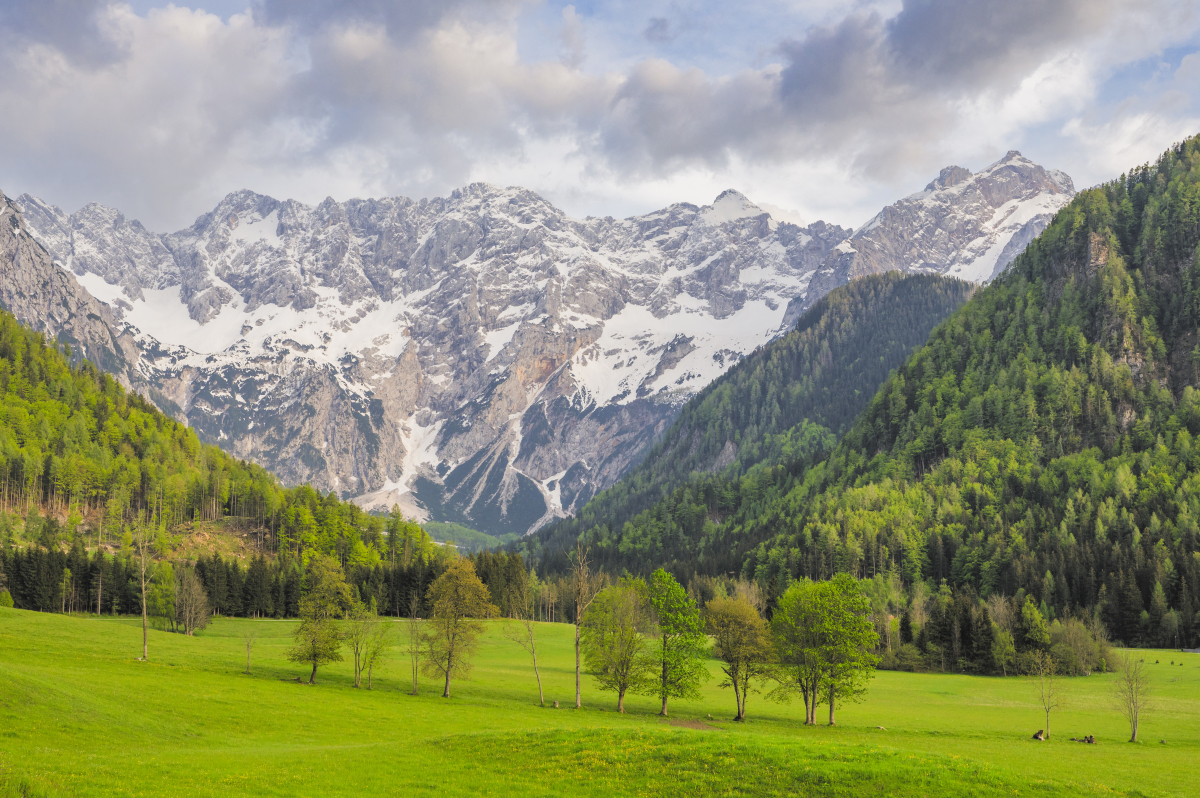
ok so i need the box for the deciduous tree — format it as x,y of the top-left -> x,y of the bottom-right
124,520 -> 157,660
582,579 -> 655,713
706,594 -> 771,721
1113,651 -> 1151,742
1029,650 -> 1063,740
570,543 -> 604,708
175,566 -> 210,636
363,616 -> 391,690
422,558 -> 497,698
819,573 -> 879,726
992,629 -> 1016,677
503,588 -> 545,706
771,580 -> 830,724
645,568 -> 708,716
286,554 -> 353,684
345,601 -> 375,688
404,592 -> 424,695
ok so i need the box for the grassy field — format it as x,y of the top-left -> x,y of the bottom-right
0,607 -> 1196,797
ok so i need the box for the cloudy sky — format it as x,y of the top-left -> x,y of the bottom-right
1,0 -> 1199,232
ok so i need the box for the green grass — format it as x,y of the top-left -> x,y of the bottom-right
422,521 -> 518,553
1,607 -> 1196,796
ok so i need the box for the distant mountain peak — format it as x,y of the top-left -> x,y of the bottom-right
701,189 -> 765,225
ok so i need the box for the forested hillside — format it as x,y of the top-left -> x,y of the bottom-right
0,308 -> 469,616
539,137 -> 1200,650
521,272 -> 974,572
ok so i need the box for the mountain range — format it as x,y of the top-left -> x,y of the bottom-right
2,151 -> 1073,535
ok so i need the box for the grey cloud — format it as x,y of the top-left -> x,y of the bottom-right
886,0 -> 1110,88
644,17 -> 673,43
0,0 -> 128,66
253,0 -> 525,40
778,0 -> 1113,108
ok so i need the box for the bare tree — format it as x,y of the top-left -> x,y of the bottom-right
1113,651 -> 1151,742
363,618 -> 392,690
404,592 -> 424,696
344,602 -> 374,688
986,594 -> 1015,636
504,599 -> 545,706
1029,650 -> 1064,740
175,566 -> 211,635
571,543 -> 604,709
732,579 -> 765,615
243,629 -> 259,675
126,521 -> 155,660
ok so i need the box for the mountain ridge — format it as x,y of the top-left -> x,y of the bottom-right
6,151 -> 1072,535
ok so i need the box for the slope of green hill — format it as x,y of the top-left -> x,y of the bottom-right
0,306 -> 451,617
520,272 -> 975,573
561,137 -> 1200,649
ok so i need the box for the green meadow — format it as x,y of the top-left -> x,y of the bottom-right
0,607 -> 1196,797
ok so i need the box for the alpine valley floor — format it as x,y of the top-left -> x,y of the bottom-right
0,608 -> 1196,797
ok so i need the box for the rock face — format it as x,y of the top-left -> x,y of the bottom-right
14,185 -> 849,534
790,151 -> 1074,323
0,190 -> 142,386
9,152 -> 1072,535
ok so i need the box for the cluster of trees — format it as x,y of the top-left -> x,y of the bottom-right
573,554 -> 878,722
856,572 -> 1112,677
524,272 -> 975,574
516,138 -> 1200,659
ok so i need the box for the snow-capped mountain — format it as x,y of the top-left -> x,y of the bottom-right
6,151 -> 1072,535
14,185 -> 848,535
793,151 -> 1074,322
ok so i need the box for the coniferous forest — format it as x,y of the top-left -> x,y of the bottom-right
520,137 -> 1200,660
522,272 -> 975,574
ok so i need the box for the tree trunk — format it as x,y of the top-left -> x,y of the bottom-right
660,650 -> 669,716
140,577 -> 148,661
1130,717 -> 1138,743
574,622 -> 582,708
828,684 -> 836,726
443,669 -> 451,698
532,648 -> 544,707
309,662 -> 318,684
617,688 -> 626,713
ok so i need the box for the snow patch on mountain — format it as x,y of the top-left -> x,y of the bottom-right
12,151 -> 1072,534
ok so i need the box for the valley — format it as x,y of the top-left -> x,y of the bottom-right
0,609 -> 1195,798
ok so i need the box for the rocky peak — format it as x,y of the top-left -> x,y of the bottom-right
796,151 -> 1075,310
927,165 -> 972,191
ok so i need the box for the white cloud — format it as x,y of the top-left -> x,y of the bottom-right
0,0 -> 1196,232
